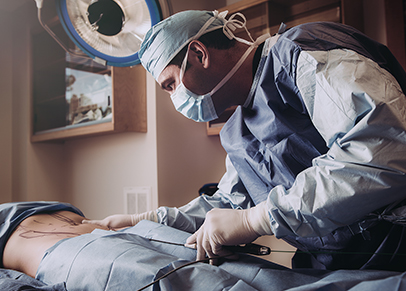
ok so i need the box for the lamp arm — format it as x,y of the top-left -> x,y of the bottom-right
35,0 -> 88,58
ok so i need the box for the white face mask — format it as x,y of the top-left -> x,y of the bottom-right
171,40 -> 263,122
169,11 -> 270,122
170,82 -> 218,122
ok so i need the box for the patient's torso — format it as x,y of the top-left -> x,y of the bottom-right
2,211 -> 109,278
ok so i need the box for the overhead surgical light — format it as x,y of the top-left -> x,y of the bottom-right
34,0 -> 171,66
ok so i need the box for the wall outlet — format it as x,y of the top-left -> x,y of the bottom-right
123,187 -> 151,214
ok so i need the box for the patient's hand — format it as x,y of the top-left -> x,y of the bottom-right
82,210 -> 157,230
82,214 -> 133,230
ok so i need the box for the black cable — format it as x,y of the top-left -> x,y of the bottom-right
136,255 -> 232,291
138,238 -> 406,290
147,238 -> 185,246
147,238 -> 406,257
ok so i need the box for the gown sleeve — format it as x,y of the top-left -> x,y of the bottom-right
266,48 -> 406,238
156,155 -> 254,233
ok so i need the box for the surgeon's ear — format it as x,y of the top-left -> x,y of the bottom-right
188,40 -> 210,69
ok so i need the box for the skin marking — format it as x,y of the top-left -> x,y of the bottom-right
18,227 -> 82,239
17,213 -> 82,239
18,225 -> 81,239
49,213 -> 80,226
32,220 -> 45,224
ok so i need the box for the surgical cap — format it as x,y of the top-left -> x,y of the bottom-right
139,10 -> 227,80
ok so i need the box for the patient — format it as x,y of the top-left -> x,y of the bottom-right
1,201 -> 278,291
1,202 -> 405,291
3,210 -> 108,278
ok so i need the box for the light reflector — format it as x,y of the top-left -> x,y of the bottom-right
56,0 -> 162,66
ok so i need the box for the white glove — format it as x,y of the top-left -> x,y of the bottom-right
185,201 -> 273,261
82,210 -> 157,230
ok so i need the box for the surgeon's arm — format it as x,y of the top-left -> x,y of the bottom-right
156,156 -> 254,233
267,49 -> 406,238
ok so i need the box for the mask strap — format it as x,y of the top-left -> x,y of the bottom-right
210,33 -> 270,96
180,11 -> 224,81
223,12 -> 254,46
179,49 -> 189,81
180,11 -> 268,93
196,11 -> 221,40
209,11 -> 265,95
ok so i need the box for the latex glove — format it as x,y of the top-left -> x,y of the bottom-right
186,201 -> 273,262
82,210 -> 157,230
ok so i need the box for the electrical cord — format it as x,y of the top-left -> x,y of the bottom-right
134,238 -> 270,291
136,255 -> 232,291
136,237 -> 406,290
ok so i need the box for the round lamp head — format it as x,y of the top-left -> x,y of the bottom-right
56,0 -> 163,67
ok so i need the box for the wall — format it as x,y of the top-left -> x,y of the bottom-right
170,0 -> 225,12
64,0 -> 229,217
0,0 -> 291,268
0,10 -> 13,203
0,0 -> 228,218
155,0 -> 230,207
63,74 -> 159,219
363,0 -> 386,45
156,85 -> 226,207
0,4 -> 69,204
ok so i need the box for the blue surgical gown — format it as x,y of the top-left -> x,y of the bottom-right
155,22 -> 406,268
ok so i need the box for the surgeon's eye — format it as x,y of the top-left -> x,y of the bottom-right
165,81 -> 175,92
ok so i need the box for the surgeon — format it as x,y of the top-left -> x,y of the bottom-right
84,10 -> 406,271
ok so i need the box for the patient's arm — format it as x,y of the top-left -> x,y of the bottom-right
3,211 -> 109,278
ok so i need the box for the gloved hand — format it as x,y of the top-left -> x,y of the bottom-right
82,210 -> 157,230
185,201 -> 273,262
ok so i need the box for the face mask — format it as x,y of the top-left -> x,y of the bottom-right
170,11 -> 270,122
171,83 -> 218,122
